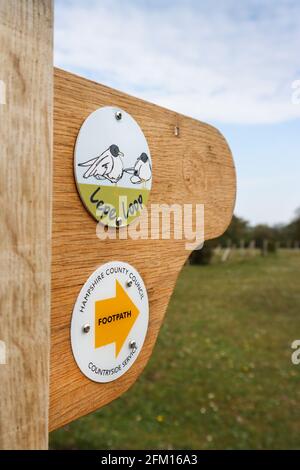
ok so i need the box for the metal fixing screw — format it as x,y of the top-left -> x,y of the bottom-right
129,340 -> 137,350
115,110 -> 122,121
126,280 -> 133,288
82,324 -> 91,334
116,217 -> 122,227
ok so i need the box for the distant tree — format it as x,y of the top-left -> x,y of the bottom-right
285,222 -> 300,245
189,240 -> 215,265
294,207 -> 300,220
252,224 -> 276,250
188,207 -> 300,265
189,215 -> 248,265
219,215 -> 250,247
189,242 -> 214,264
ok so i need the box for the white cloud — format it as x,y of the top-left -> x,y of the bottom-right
54,0 -> 300,124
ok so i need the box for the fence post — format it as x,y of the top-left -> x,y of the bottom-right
0,0 -> 53,449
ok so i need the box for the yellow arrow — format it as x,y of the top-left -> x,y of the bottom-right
94,280 -> 140,357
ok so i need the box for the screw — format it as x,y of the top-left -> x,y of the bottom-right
129,340 -> 137,350
126,280 -> 133,288
82,324 -> 90,333
115,111 -> 122,121
116,217 -> 122,226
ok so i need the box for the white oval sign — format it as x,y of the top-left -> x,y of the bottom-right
71,261 -> 149,383
74,106 -> 152,227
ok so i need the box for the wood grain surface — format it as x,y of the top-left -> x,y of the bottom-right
50,68 -> 236,430
0,0 -> 53,449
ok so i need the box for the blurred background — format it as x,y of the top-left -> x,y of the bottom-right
51,0 -> 300,449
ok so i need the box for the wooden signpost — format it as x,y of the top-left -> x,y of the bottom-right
0,0 -> 53,450
0,0 -> 236,449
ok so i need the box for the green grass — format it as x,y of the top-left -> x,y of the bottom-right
50,251 -> 300,449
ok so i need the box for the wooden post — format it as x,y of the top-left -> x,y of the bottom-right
0,0 -> 53,450
0,0 -> 235,441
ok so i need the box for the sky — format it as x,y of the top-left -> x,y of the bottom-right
54,0 -> 300,226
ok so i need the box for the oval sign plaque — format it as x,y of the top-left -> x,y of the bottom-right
74,106 -> 152,227
70,261 -> 149,383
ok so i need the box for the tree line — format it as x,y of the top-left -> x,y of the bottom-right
190,208 -> 300,265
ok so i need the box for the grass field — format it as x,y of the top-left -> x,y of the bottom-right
50,251 -> 300,449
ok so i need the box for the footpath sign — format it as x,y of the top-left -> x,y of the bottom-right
0,0 -> 236,449
71,261 -> 149,383
50,68 -> 236,431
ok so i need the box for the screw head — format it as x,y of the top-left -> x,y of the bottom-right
126,280 -> 133,288
82,324 -> 90,333
129,340 -> 137,350
115,111 -> 122,121
116,217 -> 122,226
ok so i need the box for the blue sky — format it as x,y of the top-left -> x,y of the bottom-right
54,0 -> 300,225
